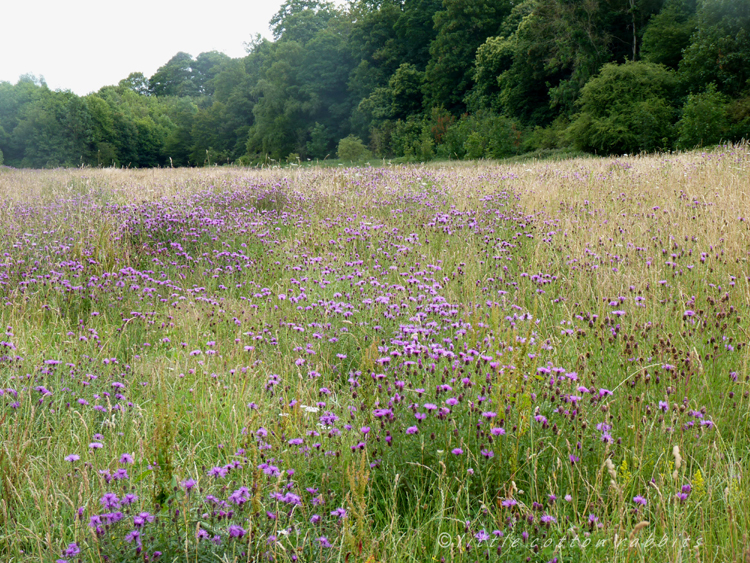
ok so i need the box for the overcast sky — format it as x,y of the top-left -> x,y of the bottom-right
0,0 -> 288,96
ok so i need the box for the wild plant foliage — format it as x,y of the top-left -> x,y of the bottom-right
1,147 -> 749,561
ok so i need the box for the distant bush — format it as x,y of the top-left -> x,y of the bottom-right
677,84 -> 730,149
523,117 -> 571,152
306,123 -> 331,160
369,121 -> 396,158
391,117 -> 433,161
0,148 -> 4,166
337,135 -> 371,161
437,110 -> 525,160
727,96 -> 750,141
568,61 -> 677,154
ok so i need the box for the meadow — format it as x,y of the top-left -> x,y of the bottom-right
1,147 -> 749,563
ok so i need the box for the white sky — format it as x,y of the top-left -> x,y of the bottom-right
0,0 -> 287,96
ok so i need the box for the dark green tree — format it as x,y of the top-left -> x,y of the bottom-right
150,52 -> 199,97
246,41 -> 311,160
641,0 -> 697,69
192,51 -> 232,96
470,1 -> 546,119
118,72 -> 151,96
425,0 -> 512,113
393,0 -> 442,71
163,97 -> 198,165
679,0 -> 750,96
389,63 -> 425,119
270,0 -> 338,44
298,18 -> 355,142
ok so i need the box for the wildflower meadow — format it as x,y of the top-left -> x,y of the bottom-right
1,147 -> 749,562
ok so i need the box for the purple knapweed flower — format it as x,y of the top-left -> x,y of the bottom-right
331,507 -> 347,519
475,529 -> 490,542
99,493 -> 120,509
133,512 -> 154,527
228,525 -> 246,538
228,486 -> 250,505
208,466 -> 228,478
540,514 -> 557,525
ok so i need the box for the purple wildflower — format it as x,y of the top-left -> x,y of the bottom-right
99,493 -> 120,509
228,525 -> 246,538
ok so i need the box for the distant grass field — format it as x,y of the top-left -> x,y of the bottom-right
1,146 -> 749,563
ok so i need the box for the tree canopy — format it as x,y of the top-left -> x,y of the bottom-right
1,0 -> 748,167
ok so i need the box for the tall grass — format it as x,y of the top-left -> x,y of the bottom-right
1,146 -> 749,562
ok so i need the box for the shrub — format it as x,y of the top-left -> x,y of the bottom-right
337,135 -> 371,161
568,61 -> 678,154
727,96 -> 750,141
523,117 -> 571,152
437,111 -> 525,160
369,121 -> 396,158
677,84 -> 730,149
391,117 -> 433,161
306,123 -> 331,160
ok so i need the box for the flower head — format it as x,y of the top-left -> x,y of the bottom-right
228,525 -> 246,538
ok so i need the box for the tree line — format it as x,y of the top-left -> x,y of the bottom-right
1,0 -> 749,168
